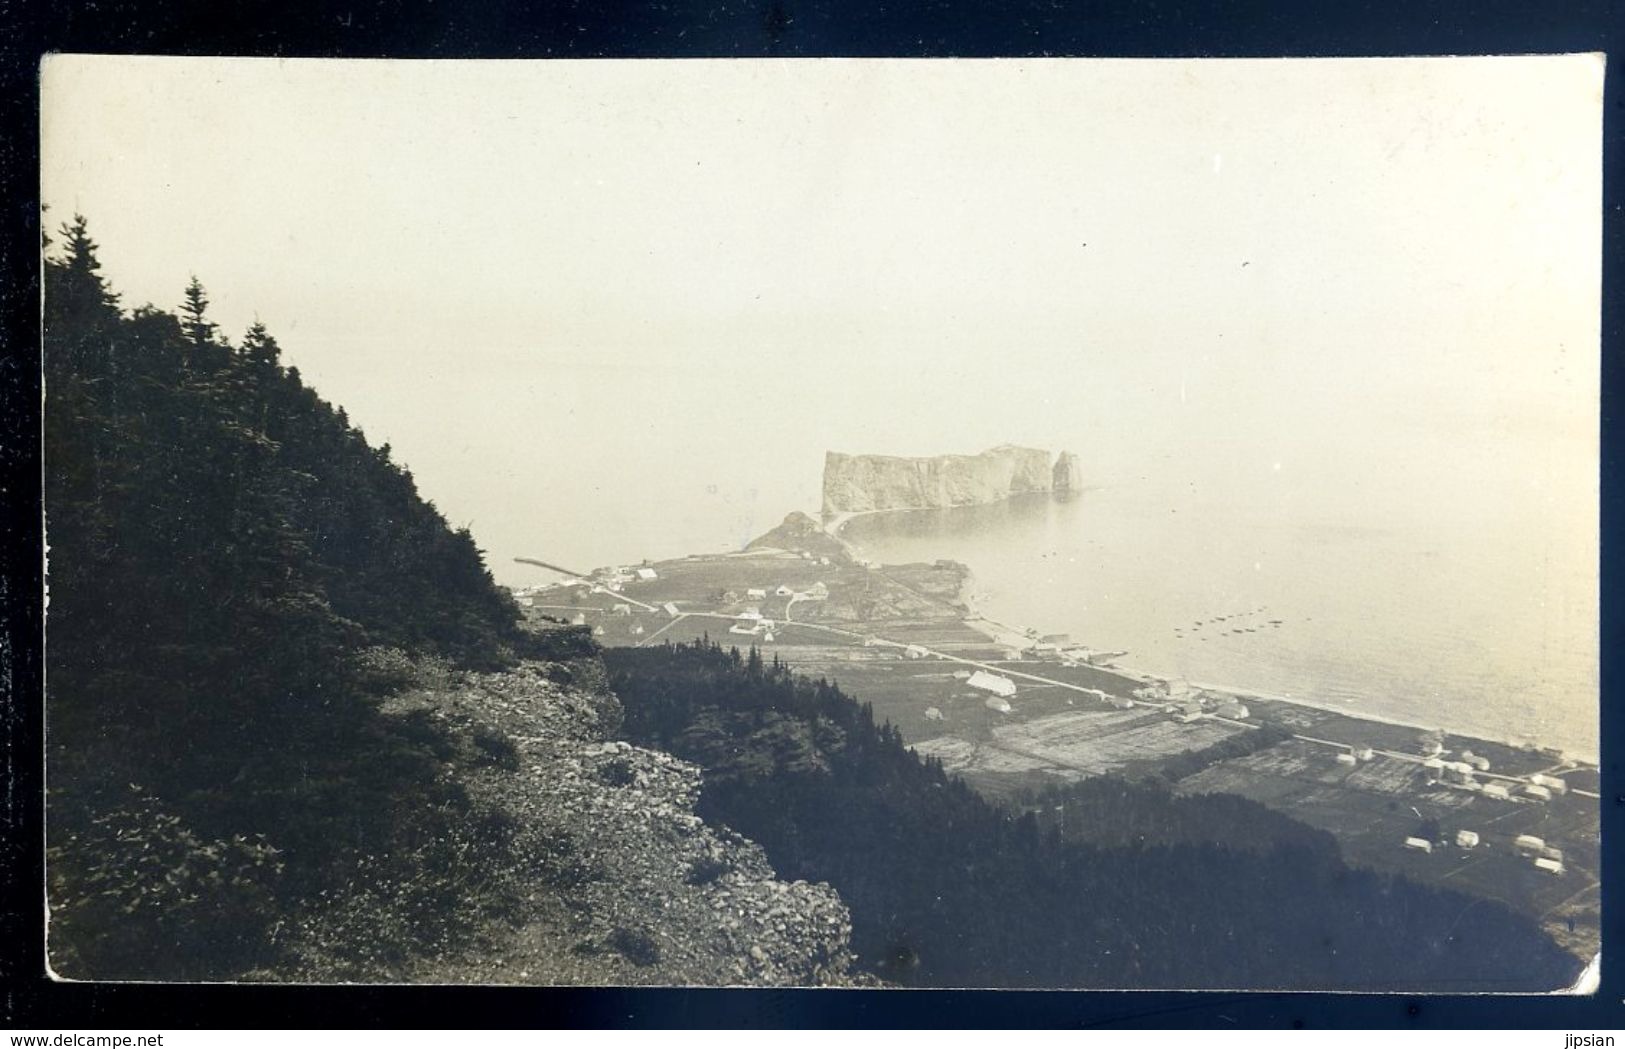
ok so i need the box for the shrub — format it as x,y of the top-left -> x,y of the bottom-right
471,725 -> 520,770
685,854 -> 732,885
608,925 -> 662,966
47,788 -> 286,980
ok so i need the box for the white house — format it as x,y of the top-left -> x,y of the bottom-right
739,607 -> 763,621
611,603 -> 632,616
746,588 -> 768,600
1404,837 -> 1433,853
729,623 -> 759,636
636,567 -> 658,581
1513,834 -> 1546,852
905,645 -> 929,659
1530,773 -> 1568,794
1523,784 -> 1553,802
1455,829 -> 1480,848
662,602 -> 681,617
966,670 -> 1017,698
1481,783 -> 1512,800
1336,752 -> 1358,767
983,696 -> 1013,714
1534,857 -> 1565,876
775,585 -> 795,597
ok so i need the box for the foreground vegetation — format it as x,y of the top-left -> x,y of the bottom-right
44,217 -> 534,978
606,641 -> 1581,991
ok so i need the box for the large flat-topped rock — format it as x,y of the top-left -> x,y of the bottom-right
822,445 -> 1053,514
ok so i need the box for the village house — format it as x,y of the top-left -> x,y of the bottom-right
966,670 -> 1017,698
1529,773 -> 1568,794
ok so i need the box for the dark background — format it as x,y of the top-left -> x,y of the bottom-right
2,0 -> 1620,1029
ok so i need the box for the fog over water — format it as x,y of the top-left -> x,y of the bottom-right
41,57 -> 1600,752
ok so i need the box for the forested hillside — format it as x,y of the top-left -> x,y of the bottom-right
43,217 -> 532,978
606,640 -> 1581,991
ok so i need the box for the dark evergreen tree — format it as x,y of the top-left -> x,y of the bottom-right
43,219 -> 534,980
180,274 -> 216,346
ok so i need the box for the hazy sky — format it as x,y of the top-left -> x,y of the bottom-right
41,56 -> 1602,586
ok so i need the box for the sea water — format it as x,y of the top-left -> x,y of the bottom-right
842,482 -> 1598,760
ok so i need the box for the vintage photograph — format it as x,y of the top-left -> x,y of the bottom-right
39,54 -> 1601,990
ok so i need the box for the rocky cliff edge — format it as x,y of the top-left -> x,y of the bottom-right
365,635 -> 864,986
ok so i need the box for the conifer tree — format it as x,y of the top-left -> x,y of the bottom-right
45,214 -> 121,336
241,321 -> 281,371
180,275 -> 218,347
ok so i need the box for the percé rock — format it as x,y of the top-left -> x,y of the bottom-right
822,445 -> 1053,514
1052,451 -> 1083,492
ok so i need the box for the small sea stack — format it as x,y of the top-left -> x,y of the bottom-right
1053,450 -> 1084,492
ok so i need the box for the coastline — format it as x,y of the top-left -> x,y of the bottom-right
825,506 -> 1598,767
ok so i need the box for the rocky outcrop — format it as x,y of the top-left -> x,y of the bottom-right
822,445 -> 1053,514
1052,451 -> 1083,492
744,510 -> 852,562
376,637 -> 863,987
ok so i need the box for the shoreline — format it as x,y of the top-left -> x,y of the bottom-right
825,505 -> 1598,768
